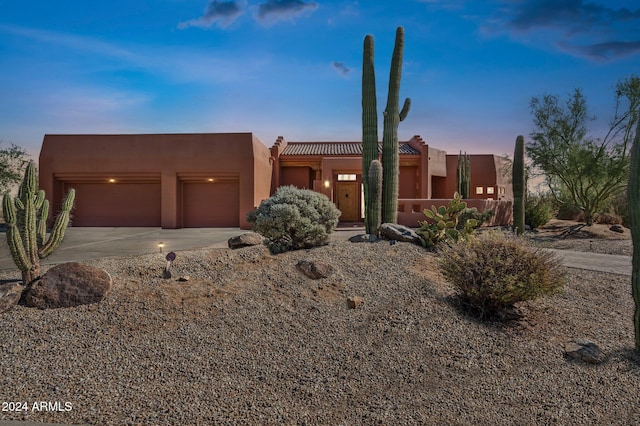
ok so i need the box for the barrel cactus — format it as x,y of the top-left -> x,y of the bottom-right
2,161 -> 75,285
512,135 -> 525,235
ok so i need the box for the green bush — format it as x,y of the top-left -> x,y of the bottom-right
247,186 -> 341,254
456,208 -> 494,230
525,194 -> 554,229
438,231 -> 566,319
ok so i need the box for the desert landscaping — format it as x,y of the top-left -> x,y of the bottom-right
1,220 -> 639,425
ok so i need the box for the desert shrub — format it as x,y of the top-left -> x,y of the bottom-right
594,212 -> 623,225
610,191 -> 630,227
438,231 -> 566,319
456,208 -> 494,230
247,186 -> 340,254
525,194 -> 554,229
555,202 -> 584,221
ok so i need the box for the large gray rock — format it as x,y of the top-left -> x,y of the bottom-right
564,338 -> 605,364
348,234 -> 378,243
228,232 -> 264,249
0,282 -> 23,314
379,223 -> 420,244
23,262 -> 112,309
296,260 -> 333,280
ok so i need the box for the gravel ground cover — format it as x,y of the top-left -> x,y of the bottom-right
1,232 -> 639,425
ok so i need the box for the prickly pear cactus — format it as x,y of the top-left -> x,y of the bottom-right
2,161 -> 75,285
416,192 -> 477,248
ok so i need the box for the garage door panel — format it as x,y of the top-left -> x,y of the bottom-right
182,182 -> 239,227
67,183 -> 161,226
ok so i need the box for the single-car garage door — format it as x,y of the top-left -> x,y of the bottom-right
66,182 -> 161,226
182,181 -> 239,227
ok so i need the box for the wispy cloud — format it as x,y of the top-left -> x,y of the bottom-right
256,0 -> 319,24
178,0 -> 244,29
485,0 -> 640,60
331,61 -> 350,77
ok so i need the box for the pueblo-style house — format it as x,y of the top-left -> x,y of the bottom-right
39,133 -> 513,230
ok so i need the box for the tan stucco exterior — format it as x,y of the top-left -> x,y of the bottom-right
39,132 -> 512,228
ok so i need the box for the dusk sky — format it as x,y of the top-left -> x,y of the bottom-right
1,0 -> 639,160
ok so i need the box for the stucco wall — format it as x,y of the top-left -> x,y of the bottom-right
39,133 -> 272,229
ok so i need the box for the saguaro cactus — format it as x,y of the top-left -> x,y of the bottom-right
457,151 -> 470,199
2,161 -> 75,285
362,34 -> 379,234
627,118 -> 640,354
366,160 -> 383,236
381,26 -> 411,224
512,135 -> 525,235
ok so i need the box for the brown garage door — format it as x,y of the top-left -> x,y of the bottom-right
66,183 -> 161,226
182,181 -> 239,227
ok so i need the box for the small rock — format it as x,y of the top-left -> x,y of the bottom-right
379,223 -> 420,244
162,269 -> 172,279
564,338 -> 604,364
0,282 -> 23,314
610,225 -> 624,233
296,260 -> 332,279
228,232 -> 264,249
178,276 -> 190,282
348,234 -> 378,243
347,296 -> 363,309
23,262 -> 112,309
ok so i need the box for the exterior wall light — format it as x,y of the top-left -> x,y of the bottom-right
208,178 -> 214,182
108,178 -> 116,183
324,180 -> 330,188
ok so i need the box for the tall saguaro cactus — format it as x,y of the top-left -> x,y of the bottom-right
362,34 -> 379,234
381,26 -> 411,224
2,161 -> 75,285
457,151 -> 470,199
627,118 -> 640,354
512,135 -> 526,235
366,160 -> 383,236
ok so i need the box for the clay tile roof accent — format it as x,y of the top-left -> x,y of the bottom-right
281,142 -> 419,156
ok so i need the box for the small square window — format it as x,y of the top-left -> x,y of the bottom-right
499,187 -> 505,195
338,174 -> 356,181
487,187 -> 495,195
475,186 -> 484,195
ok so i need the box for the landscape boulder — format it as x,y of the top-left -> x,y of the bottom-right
564,338 -> 605,364
228,232 -> 264,249
379,223 -> 420,244
0,282 -> 23,314
296,260 -> 333,280
610,225 -> 624,234
348,234 -> 378,243
23,262 -> 112,309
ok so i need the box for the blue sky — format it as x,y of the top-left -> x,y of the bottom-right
1,0 -> 639,160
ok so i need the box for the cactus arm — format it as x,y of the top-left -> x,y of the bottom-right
381,26 -> 406,224
37,198 -> 49,247
628,118 -> 640,354
362,34 -> 379,234
399,98 -> 411,122
512,135 -> 526,235
39,189 -> 74,259
3,192 -> 30,272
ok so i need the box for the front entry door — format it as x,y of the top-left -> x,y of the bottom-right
336,182 -> 359,221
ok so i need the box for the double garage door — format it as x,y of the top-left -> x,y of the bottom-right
65,179 -> 239,227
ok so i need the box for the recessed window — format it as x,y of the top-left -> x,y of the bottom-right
475,186 -> 484,195
338,174 -> 356,181
487,187 -> 495,195
498,187 -> 505,195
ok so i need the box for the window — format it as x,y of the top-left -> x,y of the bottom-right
338,174 -> 356,181
487,187 -> 495,195
475,186 -> 484,195
498,187 -> 505,195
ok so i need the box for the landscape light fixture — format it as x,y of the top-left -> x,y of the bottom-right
208,178 -> 214,182
158,242 -> 164,253
108,178 -> 116,183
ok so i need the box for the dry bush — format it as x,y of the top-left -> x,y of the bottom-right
438,231 -> 566,319
594,212 -> 623,225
